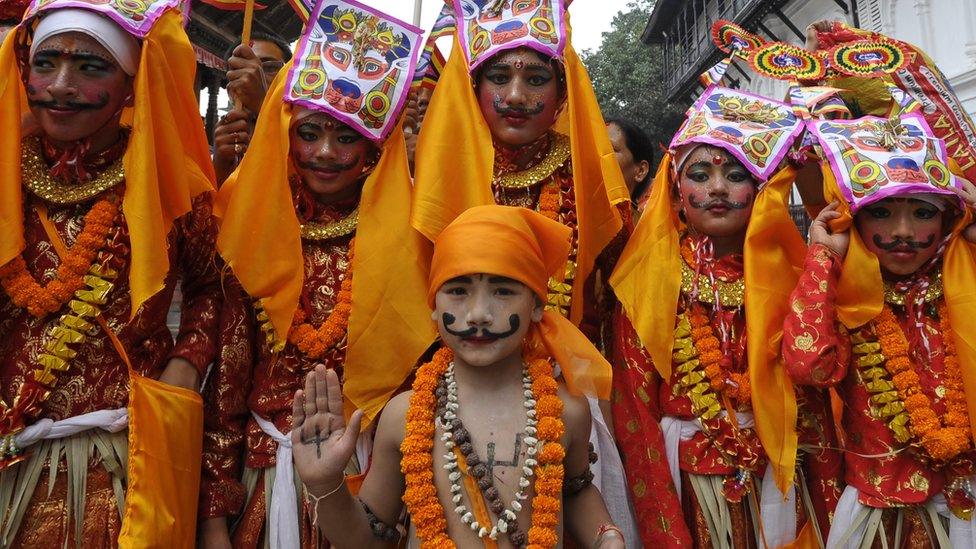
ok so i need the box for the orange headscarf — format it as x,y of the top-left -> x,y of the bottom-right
216,66 -> 436,424
428,205 -> 611,399
0,5 -> 215,318
412,14 -> 627,325
610,150 -> 804,492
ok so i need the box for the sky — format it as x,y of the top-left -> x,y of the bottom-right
367,0 -> 636,53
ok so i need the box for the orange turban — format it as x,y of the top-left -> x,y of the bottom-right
429,205 -> 611,399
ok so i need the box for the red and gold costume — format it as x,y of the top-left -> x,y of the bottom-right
779,24 -> 976,542
204,3 -> 434,546
0,1 -> 219,546
609,51 -> 842,542
784,244 -> 975,547
0,138 -> 220,547
611,236 -> 841,547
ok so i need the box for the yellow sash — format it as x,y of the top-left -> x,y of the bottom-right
36,205 -> 203,547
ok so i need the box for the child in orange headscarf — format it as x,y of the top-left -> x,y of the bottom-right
289,205 -> 626,548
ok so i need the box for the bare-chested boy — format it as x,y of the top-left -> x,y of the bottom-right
287,205 -> 624,548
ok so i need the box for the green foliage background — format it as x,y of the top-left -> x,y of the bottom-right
581,0 -> 686,168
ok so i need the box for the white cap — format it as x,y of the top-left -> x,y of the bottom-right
30,8 -> 140,76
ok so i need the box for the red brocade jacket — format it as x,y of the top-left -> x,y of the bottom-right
492,133 -> 630,348
611,248 -> 842,546
0,191 -> 220,423
783,244 -> 976,508
201,196 -> 355,519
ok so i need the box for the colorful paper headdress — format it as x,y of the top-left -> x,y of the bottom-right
670,85 -> 804,183
810,111 -> 963,213
23,0 -> 175,36
285,0 -> 423,142
453,0 -> 565,71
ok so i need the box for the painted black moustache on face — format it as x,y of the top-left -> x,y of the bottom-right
687,194 -> 750,210
442,312 -> 521,340
872,234 -> 936,251
493,97 -> 545,116
296,157 -> 359,174
27,90 -> 111,112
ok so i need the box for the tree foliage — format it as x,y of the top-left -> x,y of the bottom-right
581,0 -> 685,165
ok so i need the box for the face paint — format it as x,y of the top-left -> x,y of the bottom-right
855,197 -> 946,279
434,274 -> 538,369
476,47 -> 563,148
675,146 -> 756,243
289,112 -> 376,205
442,312 -> 521,340
27,32 -> 132,152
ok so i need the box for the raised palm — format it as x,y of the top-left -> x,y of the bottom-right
290,365 -> 363,496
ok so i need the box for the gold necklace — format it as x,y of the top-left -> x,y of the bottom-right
680,259 -> 745,307
300,208 -> 358,241
494,133 -> 571,189
20,137 -> 125,205
883,271 -> 943,306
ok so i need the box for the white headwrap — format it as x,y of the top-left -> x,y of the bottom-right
30,8 -> 140,76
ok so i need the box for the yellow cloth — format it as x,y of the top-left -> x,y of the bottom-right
823,160 -> 976,447
0,10 -> 215,319
412,26 -> 624,325
428,205 -> 611,398
744,165 -> 802,493
821,164 -> 884,329
118,375 -> 202,548
608,155 -> 681,377
216,63 -> 435,424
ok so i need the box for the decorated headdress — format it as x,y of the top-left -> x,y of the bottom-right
611,24 -> 813,493
805,21 -> 976,187
216,0 -> 434,425
0,0 -> 215,325
412,0 -> 628,325
429,204 -> 611,398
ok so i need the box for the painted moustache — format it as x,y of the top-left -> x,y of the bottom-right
442,312 -> 520,340
493,98 -> 545,116
687,195 -> 750,210
28,94 -> 110,112
872,234 -> 936,251
296,157 -> 359,173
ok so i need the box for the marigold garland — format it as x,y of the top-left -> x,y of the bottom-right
536,179 -> 561,222
0,193 -> 120,318
400,345 -> 565,548
869,302 -> 971,463
687,304 -> 751,403
284,238 -> 355,358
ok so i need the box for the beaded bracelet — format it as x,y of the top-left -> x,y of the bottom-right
361,500 -> 400,542
563,467 -> 595,496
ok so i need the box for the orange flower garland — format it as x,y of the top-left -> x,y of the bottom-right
0,194 -> 120,318
687,304 -> 750,403
536,179 -> 561,222
401,344 -> 565,548
285,239 -> 354,358
874,302 -> 971,462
